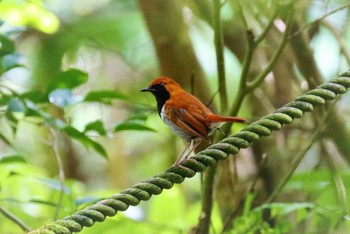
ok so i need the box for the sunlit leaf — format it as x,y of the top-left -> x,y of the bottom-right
84,120 -> 107,136
114,120 -> 155,132
0,2 -> 59,34
84,90 -> 127,104
8,171 -> 19,177
0,155 -> 26,164
63,126 -> 107,158
49,69 -> 88,92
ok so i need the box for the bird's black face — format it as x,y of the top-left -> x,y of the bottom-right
141,83 -> 170,116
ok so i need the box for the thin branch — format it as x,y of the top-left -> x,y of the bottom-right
223,8 -> 290,133
246,10 -> 293,93
227,30 -> 255,120
236,0 -> 249,30
0,206 -> 32,232
288,3 -> 350,40
213,0 -> 228,111
322,21 -> 350,66
50,129 -> 66,220
226,4 -> 287,121
254,8 -> 279,44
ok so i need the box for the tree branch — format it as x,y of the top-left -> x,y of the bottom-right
213,0 -> 228,111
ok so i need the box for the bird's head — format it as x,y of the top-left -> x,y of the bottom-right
141,77 -> 182,115
141,77 -> 181,99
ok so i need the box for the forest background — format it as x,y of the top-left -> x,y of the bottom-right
0,0 -> 350,233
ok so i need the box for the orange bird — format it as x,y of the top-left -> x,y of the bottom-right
141,77 -> 245,163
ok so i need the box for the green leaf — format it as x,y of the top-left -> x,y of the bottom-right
256,202 -> 315,218
49,68 -> 88,92
5,111 -> 19,134
0,155 -> 26,164
6,97 -> 26,122
114,119 -> 155,132
84,120 -> 107,136
24,100 -> 107,158
287,170 -> 331,192
28,199 -> 57,207
63,126 -> 107,158
1,53 -> 22,72
7,97 -> 26,113
84,90 -> 126,104
48,89 -> 76,108
126,114 -> 149,121
243,192 -> 256,217
21,91 -> 47,103
0,94 -> 11,106
0,35 -> 15,56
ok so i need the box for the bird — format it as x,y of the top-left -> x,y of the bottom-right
141,77 -> 245,163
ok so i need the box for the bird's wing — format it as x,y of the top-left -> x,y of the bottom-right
167,105 -> 211,143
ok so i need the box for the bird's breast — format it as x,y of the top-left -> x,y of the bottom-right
160,105 -> 193,141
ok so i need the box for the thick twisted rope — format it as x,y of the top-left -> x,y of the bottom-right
29,71 -> 350,234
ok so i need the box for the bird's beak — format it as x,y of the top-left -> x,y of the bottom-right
141,87 -> 153,92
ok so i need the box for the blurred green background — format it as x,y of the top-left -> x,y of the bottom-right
0,0 -> 350,233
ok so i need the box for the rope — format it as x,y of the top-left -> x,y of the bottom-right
29,70 -> 350,234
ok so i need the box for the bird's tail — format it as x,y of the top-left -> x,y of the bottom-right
207,114 -> 246,123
